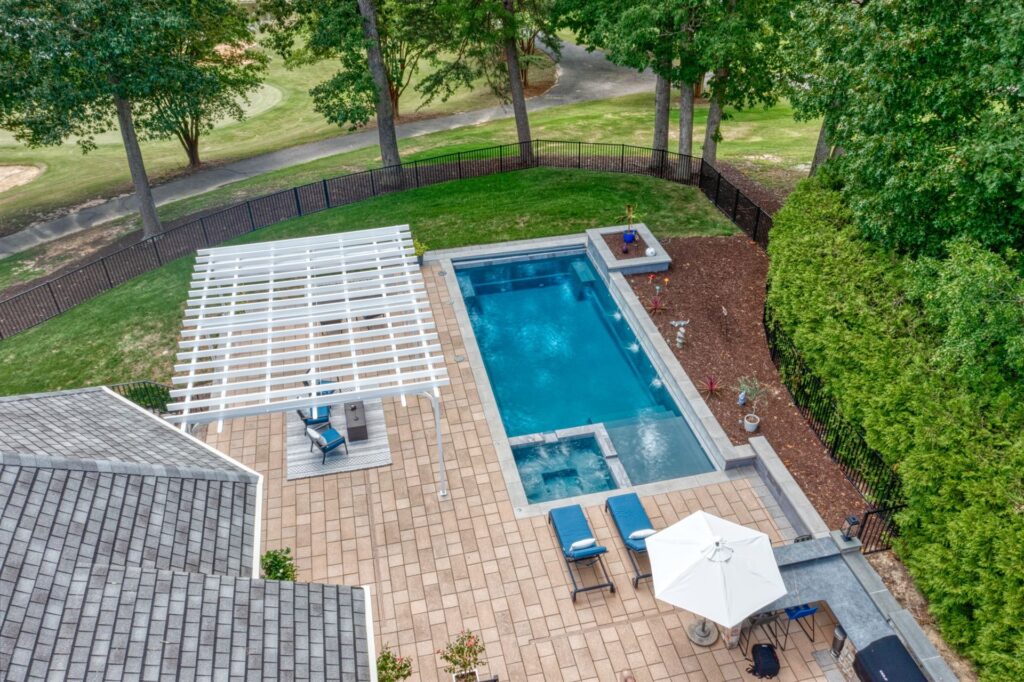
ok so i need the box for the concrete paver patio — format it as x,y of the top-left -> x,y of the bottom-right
204,264 -> 836,681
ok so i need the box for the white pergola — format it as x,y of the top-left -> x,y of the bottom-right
166,225 -> 451,495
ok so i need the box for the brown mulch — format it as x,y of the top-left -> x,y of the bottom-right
715,161 -> 785,215
626,234 -> 864,529
602,231 -> 648,259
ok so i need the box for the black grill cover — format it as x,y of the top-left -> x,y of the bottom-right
853,635 -> 927,682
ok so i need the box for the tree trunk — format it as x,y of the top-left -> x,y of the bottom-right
114,96 -> 161,238
810,120 -> 831,175
503,0 -> 532,162
649,73 -> 670,171
389,83 -> 400,120
702,92 -> 724,165
678,83 -> 696,180
357,0 -> 401,170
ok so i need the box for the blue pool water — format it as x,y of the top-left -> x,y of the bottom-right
457,253 -> 713,501
513,437 -> 616,504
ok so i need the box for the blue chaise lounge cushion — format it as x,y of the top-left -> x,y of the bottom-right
550,505 -> 607,561
606,492 -> 655,553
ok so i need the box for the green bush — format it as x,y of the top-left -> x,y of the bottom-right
768,178 -> 1024,681
376,644 -> 412,682
260,548 -> 298,581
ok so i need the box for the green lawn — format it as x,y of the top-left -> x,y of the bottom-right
0,50 -> 554,236
0,168 -> 733,395
0,94 -> 817,292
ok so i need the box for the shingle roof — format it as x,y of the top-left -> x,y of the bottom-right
0,388 -> 371,681
0,388 -> 242,474
4,566 -> 370,681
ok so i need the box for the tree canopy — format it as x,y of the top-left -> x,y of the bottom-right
137,2 -> 267,167
788,0 -> 1024,255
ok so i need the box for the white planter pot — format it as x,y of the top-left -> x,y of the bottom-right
743,414 -> 760,433
452,670 -> 479,682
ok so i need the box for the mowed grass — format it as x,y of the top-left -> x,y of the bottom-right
152,95 -> 820,227
0,168 -> 733,395
0,50 -> 555,236
0,94 -> 817,291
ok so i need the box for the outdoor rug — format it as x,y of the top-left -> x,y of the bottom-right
285,399 -> 392,480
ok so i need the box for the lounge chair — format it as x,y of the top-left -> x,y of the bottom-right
548,504 -> 615,602
297,405 -> 331,427
605,492 -> 656,587
306,427 -> 348,464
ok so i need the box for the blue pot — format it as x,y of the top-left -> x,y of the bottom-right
623,231 -> 636,244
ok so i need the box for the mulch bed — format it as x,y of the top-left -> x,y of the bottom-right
626,234 -> 864,529
602,231 -> 649,259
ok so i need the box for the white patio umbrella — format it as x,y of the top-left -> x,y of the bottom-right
646,510 -> 787,646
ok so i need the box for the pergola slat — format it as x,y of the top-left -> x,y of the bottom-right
168,226 -> 449,424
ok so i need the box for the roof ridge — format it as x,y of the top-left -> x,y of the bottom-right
0,451 -> 258,484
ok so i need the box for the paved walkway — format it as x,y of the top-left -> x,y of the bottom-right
0,43 -> 655,258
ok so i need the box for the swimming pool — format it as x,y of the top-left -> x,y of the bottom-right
457,252 -> 713,501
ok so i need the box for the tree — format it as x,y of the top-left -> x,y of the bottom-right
428,0 -> 559,161
357,0 -> 400,168
0,0 -> 186,237
694,0 -> 794,164
561,0 -> 682,157
138,3 -> 267,168
262,0 -> 400,168
787,1 -> 1024,254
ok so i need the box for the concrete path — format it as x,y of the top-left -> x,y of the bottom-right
0,43 -> 654,258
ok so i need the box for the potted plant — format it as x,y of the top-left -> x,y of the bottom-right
438,630 -> 486,681
621,204 -> 639,245
736,376 -> 767,433
377,644 -> 413,682
414,237 -> 429,266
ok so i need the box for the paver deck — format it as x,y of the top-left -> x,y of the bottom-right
204,263 -> 836,681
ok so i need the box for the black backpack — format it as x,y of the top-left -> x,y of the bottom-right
746,643 -> 780,679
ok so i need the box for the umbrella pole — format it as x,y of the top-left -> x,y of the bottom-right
686,616 -> 719,647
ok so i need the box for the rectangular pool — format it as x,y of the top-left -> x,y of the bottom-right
457,252 -> 713,501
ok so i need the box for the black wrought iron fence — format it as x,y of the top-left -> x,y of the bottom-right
0,139 -> 771,340
859,504 -> 906,554
109,381 -> 172,414
763,308 -> 904,551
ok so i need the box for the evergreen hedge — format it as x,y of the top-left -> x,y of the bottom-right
767,179 -> 1024,681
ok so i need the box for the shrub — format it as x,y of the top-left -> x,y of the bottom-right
768,178 -> 1024,681
377,644 -> 412,682
260,548 -> 298,581
438,630 -> 486,678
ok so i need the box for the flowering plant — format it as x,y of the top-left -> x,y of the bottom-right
438,630 -> 486,677
377,644 -> 413,682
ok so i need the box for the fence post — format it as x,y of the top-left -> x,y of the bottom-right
658,149 -> 666,178
619,145 -> 625,172
322,179 -> 331,209
100,257 -> 114,287
294,187 -> 303,216
369,170 -> 377,196
457,152 -> 463,179
714,171 -> 723,205
47,281 -> 60,314
152,239 -> 163,266
199,218 -> 211,246
752,211 -> 762,245
247,200 -> 256,231
414,160 -> 421,188
731,189 -> 740,221
577,142 -> 582,168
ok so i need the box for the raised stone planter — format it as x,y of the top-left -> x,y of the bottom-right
586,222 -> 671,276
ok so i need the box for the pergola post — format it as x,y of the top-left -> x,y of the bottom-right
422,391 -> 447,498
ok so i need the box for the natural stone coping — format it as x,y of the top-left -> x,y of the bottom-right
586,222 -> 671,276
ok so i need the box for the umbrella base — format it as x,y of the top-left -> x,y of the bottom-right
686,618 -> 719,647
